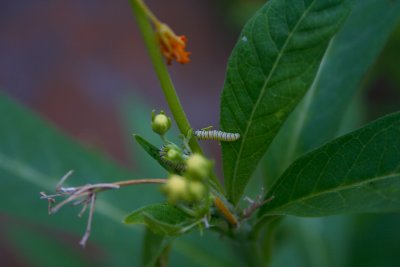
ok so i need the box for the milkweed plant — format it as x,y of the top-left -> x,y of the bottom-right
4,0 -> 397,266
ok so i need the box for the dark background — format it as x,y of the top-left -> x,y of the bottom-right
0,0 -> 244,167
1,0 -> 399,167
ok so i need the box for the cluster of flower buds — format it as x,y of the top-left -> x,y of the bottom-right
151,111 -> 212,208
163,153 -> 211,204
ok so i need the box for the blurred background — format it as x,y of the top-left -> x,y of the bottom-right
1,0 -> 400,266
0,0 -> 250,167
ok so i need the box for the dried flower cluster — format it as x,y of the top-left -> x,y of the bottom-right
40,171 -> 120,247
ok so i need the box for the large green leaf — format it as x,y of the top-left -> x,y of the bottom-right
0,93 -> 238,267
220,0 -> 353,204
264,0 -> 400,185
259,112 -> 400,217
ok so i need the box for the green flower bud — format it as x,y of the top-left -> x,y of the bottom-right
188,181 -> 206,201
161,143 -> 185,163
186,154 -> 211,180
151,111 -> 171,135
167,148 -> 183,162
162,175 -> 188,203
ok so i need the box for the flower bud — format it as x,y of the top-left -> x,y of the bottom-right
151,111 -> 171,135
167,148 -> 183,162
186,154 -> 211,180
188,181 -> 206,201
162,175 -> 188,203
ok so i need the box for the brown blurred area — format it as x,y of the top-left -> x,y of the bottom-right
2,0 -> 397,171
0,0 -> 239,167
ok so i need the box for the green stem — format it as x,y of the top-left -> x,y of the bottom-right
129,0 -> 200,153
129,0 -> 224,192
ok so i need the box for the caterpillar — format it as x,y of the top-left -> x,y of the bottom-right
194,130 -> 240,142
159,145 -> 186,173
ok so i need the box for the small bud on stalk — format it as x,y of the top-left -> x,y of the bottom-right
151,110 -> 171,135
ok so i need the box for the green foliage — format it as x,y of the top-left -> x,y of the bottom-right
120,97 -> 238,267
0,93 -> 235,266
124,203 -> 198,235
220,0 -> 353,204
264,0 -> 400,185
259,112 -> 400,217
134,135 -> 180,174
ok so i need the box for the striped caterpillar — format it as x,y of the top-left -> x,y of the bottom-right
194,130 -> 240,142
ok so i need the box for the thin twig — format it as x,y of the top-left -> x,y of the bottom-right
242,196 -> 275,219
78,199 -> 91,218
41,175 -> 168,247
56,170 -> 74,192
50,184 -> 93,214
40,192 -> 55,215
79,193 -> 96,247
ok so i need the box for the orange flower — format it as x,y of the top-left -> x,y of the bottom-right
156,23 -> 190,65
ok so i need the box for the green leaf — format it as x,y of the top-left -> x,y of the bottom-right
124,203 -> 198,236
259,112 -> 400,217
134,134 -> 184,174
264,0 -> 400,185
220,0 -> 353,204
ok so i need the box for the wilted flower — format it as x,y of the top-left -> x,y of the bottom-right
155,23 -> 190,65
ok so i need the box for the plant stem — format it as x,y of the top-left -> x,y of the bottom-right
113,178 -> 167,187
128,0 -> 224,193
91,178 -> 167,193
128,1 -> 237,228
129,0 -> 201,154
134,0 -> 159,26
